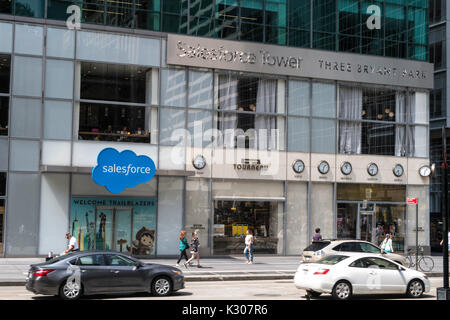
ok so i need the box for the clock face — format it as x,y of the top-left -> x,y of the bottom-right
367,163 -> 378,176
193,155 -> 206,170
293,160 -> 305,174
318,161 -> 329,174
419,165 -> 431,177
341,162 -> 352,175
393,164 -> 404,177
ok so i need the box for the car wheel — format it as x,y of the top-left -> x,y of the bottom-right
59,279 -> 82,300
306,290 -> 322,298
151,276 -> 172,297
332,281 -> 352,300
406,279 -> 424,298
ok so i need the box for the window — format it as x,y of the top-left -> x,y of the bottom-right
304,241 -> 331,252
217,74 -> 282,150
78,62 -> 155,144
349,258 -> 367,268
78,254 -> 106,266
359,242 -> 381,254
0,97 -> 8,136
0,54 -> 11,137
365,257 -> 398,270
105,254 -> 136,267
339,87 -> 421,157
333,242 -> 362,252
316,255 -> 349,265
0,173 -> 5,196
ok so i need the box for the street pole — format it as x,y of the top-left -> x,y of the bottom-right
416,200 -> 419,271
437,126 -> 450,300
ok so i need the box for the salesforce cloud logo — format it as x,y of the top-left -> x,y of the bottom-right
92,148 -> 156,194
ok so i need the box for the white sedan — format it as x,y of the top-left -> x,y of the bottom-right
294,254 -> 430,300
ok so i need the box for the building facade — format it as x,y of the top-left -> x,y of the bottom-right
0,0 -> 433,257
428,0 -> 450,252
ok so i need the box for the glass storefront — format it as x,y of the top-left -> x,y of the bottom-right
213,200 -> 283,255
0,199 -> 4,255
70,197 -> 157,256
337,184 -> 406,252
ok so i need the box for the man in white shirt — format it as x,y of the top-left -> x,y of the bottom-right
64,232 -> 79,254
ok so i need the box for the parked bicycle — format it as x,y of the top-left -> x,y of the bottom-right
405,246 -> 434,272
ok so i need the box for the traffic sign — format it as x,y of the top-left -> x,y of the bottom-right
407,197 -> 417,205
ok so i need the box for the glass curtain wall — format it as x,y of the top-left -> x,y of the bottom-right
0,1 -> 428,60
0,54 -> 10,136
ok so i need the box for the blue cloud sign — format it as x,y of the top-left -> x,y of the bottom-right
92,148 -> 156,194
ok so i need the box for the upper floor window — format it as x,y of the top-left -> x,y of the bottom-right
339,86 -> 428,157
77,62 -> 155,144
216,73 -> 283,150
0,54 -> 10,136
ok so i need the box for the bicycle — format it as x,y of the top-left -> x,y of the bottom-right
405,246 -> 434,272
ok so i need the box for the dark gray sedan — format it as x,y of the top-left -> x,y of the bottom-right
25,251 -> 184,300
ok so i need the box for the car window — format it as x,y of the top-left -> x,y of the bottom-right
304,241 -> 331,252
349,258 -> 368,268
316,255 -> 349,265
360,243 -> 381,254
45,253 -> 77,265
78,254 -> 105,266
338,242 -> 361,252
367,257 -> 398,270
106,254 -> 136,267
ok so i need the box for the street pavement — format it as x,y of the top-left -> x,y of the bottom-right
0,255 -> 447,285
0,278 -> 444,300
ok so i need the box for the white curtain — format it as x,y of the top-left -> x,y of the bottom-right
339,86 -> 362,154
395,92 -> 406,157
255,79 -> 277,150
218,74 -> 238,148
406,92 -> 416,157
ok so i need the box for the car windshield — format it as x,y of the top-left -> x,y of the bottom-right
304,241 -> 331,252
316,255 -> 349,265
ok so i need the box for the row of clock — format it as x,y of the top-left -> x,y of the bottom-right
193,155 -> 433,178
292,160 -> 433,177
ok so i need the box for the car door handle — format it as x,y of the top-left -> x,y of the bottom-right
81,270 -> 87,273
110,270 -> 120,274
369,271 -> 377,275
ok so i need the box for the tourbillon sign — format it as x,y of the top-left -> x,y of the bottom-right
167,34 -> 434,89
234,159 -> 269,171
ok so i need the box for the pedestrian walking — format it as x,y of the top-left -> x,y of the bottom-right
176,230 -> 189,267
244,229 -> 254,264
439,231 -> 450,256
63,232 -> 79,255
185,230 -> 201,268
312,228 -> 322,242
380,233 -> 394,253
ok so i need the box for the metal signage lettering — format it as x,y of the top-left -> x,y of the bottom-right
167,34 -> 434,89
233,159 -> 269,171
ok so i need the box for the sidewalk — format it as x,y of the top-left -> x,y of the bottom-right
0,255 -> 447,286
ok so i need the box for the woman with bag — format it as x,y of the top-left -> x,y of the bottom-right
380,233 -> 394,253
185,230 -> 201,268
176,230 -> 189,267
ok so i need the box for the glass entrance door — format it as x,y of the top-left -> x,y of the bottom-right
359,211 -> 375,243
